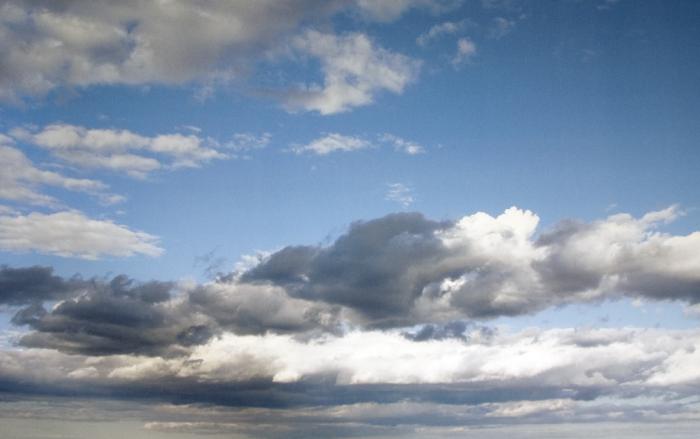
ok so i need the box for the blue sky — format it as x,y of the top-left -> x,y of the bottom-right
1,1 -> 700,438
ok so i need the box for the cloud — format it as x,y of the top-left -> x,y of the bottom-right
244,206 -> 700,326
379,133 -> 426,154
11,124 -> 227,178
416,20 -> 466,46
0,211 -> 163,259
292,132 -> 424,155
0,1 -> 430,112
291,133 -> 371,155
5,205 -> 698,361
0,265 -> 81,306
225,132 -> 272,154
0,142 -> 116,206
2,266 -> 341,356
386,183 -> 415,207
282,30 -> 421,114
0,0 -> 351,102
452,37 -> 477,66
3,326 -> 700,419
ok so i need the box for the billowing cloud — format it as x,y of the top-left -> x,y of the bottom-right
2,206 -> 700,434
0,0 -> 430,113
245,205 -> 700,326
0,210 -> 163,259
0,0 -> 345,101
11,124 -> 227,178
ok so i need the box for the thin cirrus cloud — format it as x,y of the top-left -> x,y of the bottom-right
0,210 -> 163,259
0,0 -> 436,114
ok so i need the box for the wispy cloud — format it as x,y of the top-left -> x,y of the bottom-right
385,182 -> 415,207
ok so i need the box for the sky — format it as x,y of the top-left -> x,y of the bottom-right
1,0 -> 700,437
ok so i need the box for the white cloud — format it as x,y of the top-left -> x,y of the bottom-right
379,133 -> 425,154
386,183 -> 415,207
284,30 -> 421,114
452,37 -> 477,66
291,133 -> 371,155
0,143 -> 116,206
416,20 -> 465,46
0,210 -> 163,259
11,124 -> 227,178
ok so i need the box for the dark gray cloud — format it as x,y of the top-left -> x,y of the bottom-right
0,265 -> 79,305
244,212 -> 455,326
11,275 -> 198,356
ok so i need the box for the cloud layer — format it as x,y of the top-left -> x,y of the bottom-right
2,205 -> 700,436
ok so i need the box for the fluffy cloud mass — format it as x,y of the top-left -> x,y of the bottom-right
3,205 -> 700,354
0,0 -> 428,113
244,205 -> 700,326
2,205 -> 700,436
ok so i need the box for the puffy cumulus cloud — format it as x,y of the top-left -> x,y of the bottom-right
291,133 -> 371,155
245,205 -> 700,326
0,142 -> 119,206
0,211 -> 163,259
0,1 -> 431,112
0,0 -> 348,102
283,30 -> 421,114
11,124 -> 227,178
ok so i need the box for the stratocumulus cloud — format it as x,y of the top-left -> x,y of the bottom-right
2,206 -> 700,437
